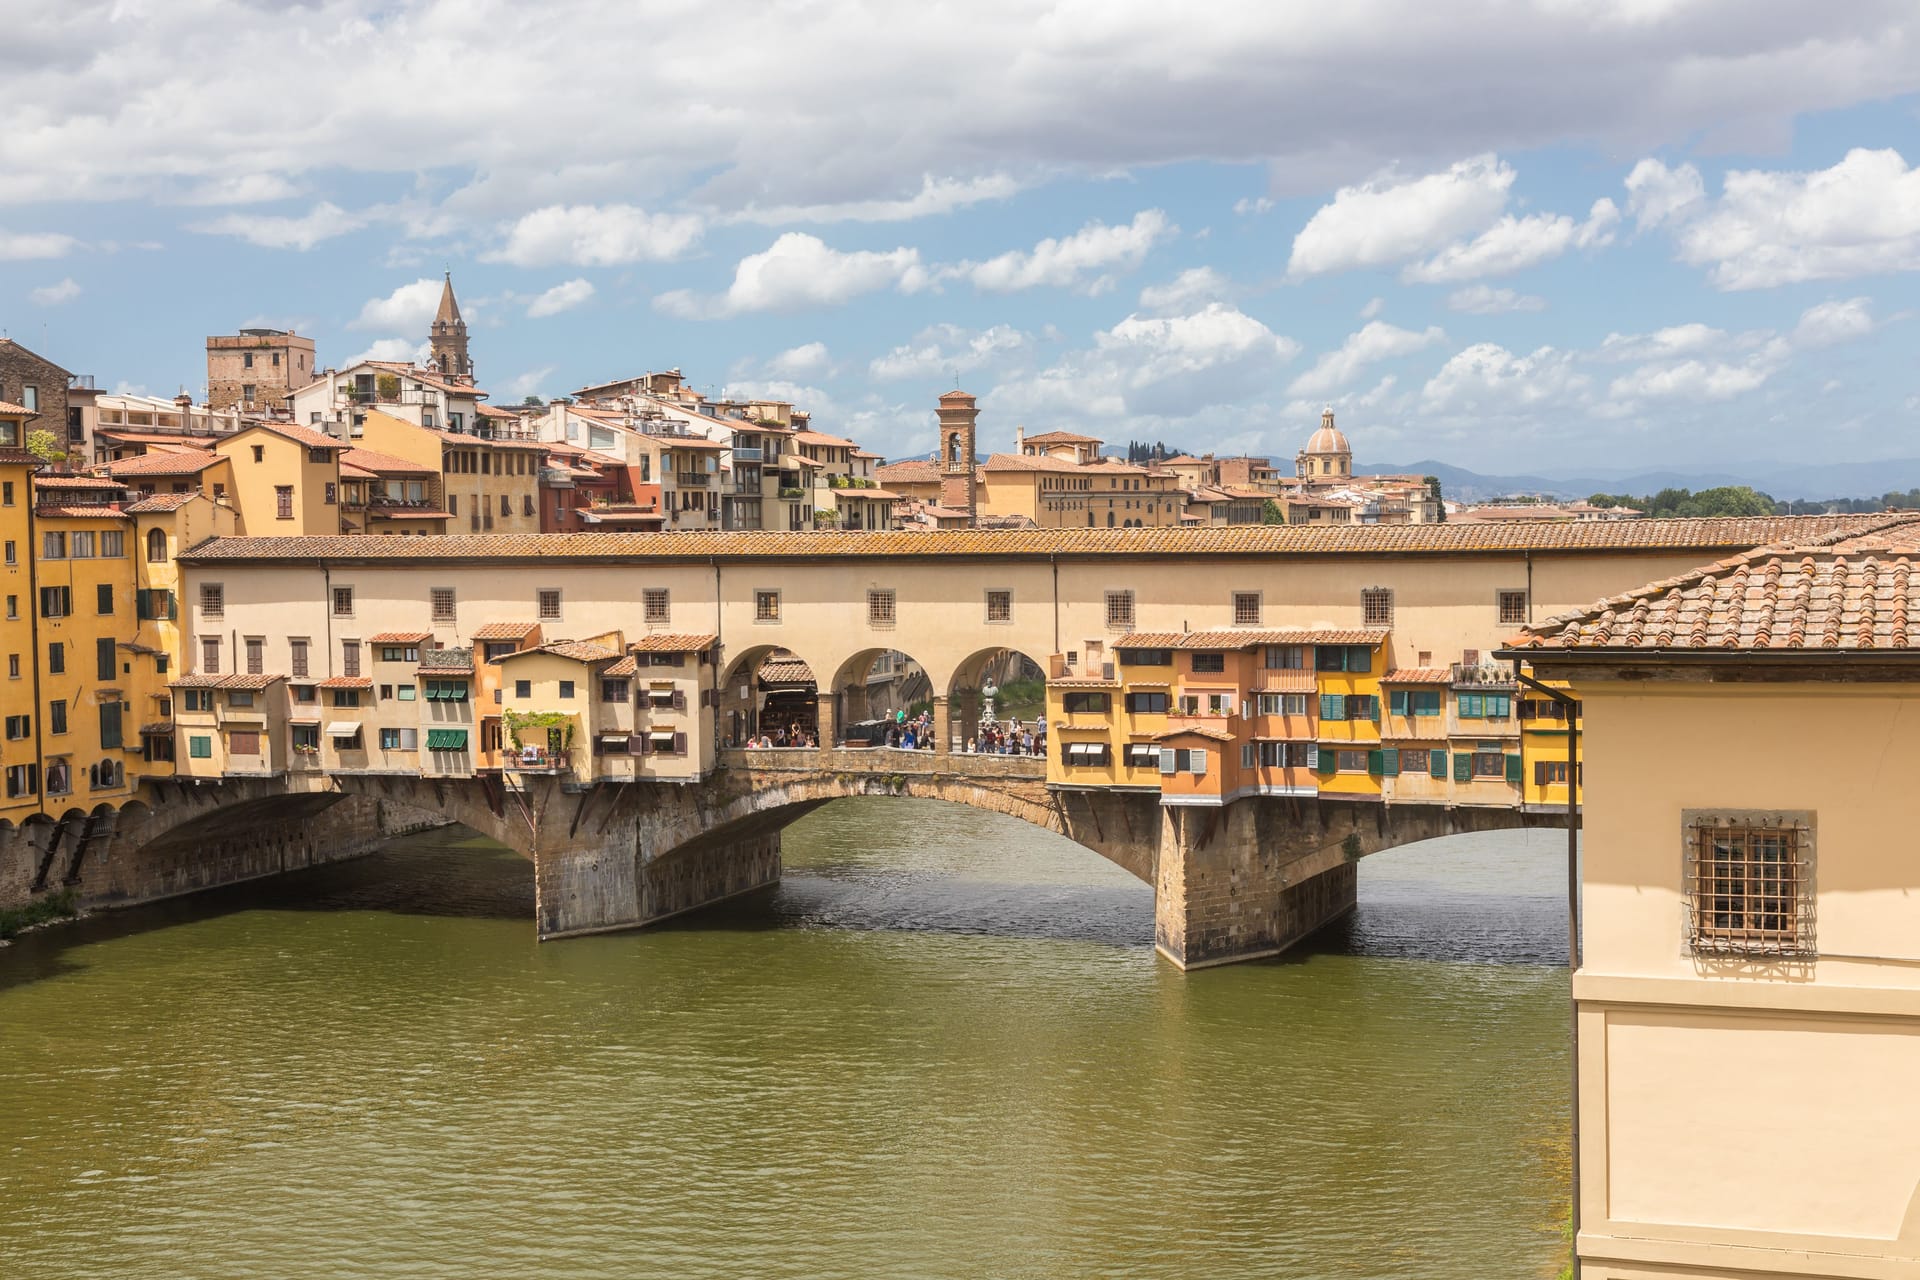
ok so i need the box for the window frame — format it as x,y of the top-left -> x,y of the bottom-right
1497,589 -> 1530,626
1362,587 -> 1394,628
1104,590 -> 1135,630
1232,591 -> 1261,626
867,588 -> 896,627
1683,811 -> 1815,957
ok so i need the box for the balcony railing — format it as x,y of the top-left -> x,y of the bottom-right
1452,661 -> 1517,686
674,473 -> 710,488
732,446 -> 762,462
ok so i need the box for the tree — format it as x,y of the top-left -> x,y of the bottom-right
1260,499 -> 1284,525
521,395 -> 547,410
1424,475 -> 1446,522
24,429 -> 65,465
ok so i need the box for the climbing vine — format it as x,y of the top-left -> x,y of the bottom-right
503,710 -> 575,751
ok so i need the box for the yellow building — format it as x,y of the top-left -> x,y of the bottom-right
338,447 -> 449,535
1509,528 -> 1920,1280
358,408 -> 541,534
497,634 -> 719,782
211,420 -> 348,534
0,405 -> 38,824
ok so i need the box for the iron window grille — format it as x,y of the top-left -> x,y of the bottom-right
1497,590 -> 1530,625
1105,591 -> 1135,629
868,589 -> 895,627
986,590 -> 1012,623
1362,587 -> 1394,628
1684,815 -> 1814,957
643,589 -> 670,624
1233,592 -> 1261,626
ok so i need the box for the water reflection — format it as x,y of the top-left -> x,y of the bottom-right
0,799 -> 1570,1280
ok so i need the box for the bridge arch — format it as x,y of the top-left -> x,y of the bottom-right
946,644 -> 1049,752
826,645 -> 934,747
719,644 -> 819,748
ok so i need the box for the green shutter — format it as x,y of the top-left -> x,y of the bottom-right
1505,753 -> 1523,784
1369,695 -> 1380,723
1349,645 -> 1372,673
1389,690 -> 1407,716
1315,747 -> 1337,776
1459,693 -> 1481,718
1381,747 -> 1400,777
1430,749 -> 1447,778
189,735 -> 211,759
1454,752 -> 1472,782
1320,693 -> 1344,721
426,729 -> 468,751
1367,749 -> 1383,777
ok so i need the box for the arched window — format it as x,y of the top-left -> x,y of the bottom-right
146,528 -> 167,562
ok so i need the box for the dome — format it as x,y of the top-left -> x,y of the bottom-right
1303,408 -> 1350,456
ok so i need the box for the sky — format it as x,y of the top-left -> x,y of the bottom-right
6,1 -> 1920,475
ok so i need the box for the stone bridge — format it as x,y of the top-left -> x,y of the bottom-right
1,747 -> 1565,968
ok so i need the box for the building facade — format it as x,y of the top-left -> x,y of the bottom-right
205,329 -> 317,414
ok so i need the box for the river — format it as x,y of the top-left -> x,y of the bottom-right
0,799 -> 1570,1279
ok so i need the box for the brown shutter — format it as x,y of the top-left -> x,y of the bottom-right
672,732 -> 686,755
671,689 -> 686,711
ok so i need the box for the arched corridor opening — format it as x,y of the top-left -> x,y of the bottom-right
948,645 -> 1048,755
829,647 -> 933,749
719,645 -> 819,748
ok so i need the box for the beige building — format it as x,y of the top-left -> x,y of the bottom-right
359,409 -> 541,534
1511,527 -> 1920,1279
211,420 -> 348,534
205,328 -> 317,414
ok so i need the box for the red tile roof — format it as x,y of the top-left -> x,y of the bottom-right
36,474 -> 123,489
341,447 -> 435,475
169,673 -> 285,689
123,493 -> 199,512
104,450 -> 221,476
471,621 -> 539,640
1119,628 -> 1389,649
1022,430 -> 1103,445
1383,668 -> 1453,683
757,658 -> 815,684
174,515 -> 1920,565
876,459 -> 941,484
369,631 -> 431,644
1151,723 -> 1236,742
36,505 -> 132,520
242,420 -> 347,451
497,639 -> 622,664
629,633 -> 719,652
317,676 -> 374,689
1515,530 -> 1920,654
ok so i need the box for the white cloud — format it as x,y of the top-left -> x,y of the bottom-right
1446,285 -> 1546,314
1421,343 -> 1590,415
29,277 -> 81,306
1138,266 -> 1234,313
768,342 -> 831,376
1623,158 -> 1705,229
342,338 -> 430,367
1289,322 -> 1446,397
987,304 -> 1299,423
524,277 -> 595,318
655,232 -> 925,318
1288,155 -> 1515,278
952,210 -> 1174,294
724,174 -> 1018,225
1594,323 -> 1732,363
0,228 -> 80,260
1403,199 -> 1619,283
1647,148 -> 1920,289
869,324 -> 1030,381
1359,296 -> 1386,319
502,366 -> 555,402
1234,196 -> 1275,216
718,379 -> 835,415
173,174 -> 303,206
486,203 -> 703,267
192,201 -> 367,250
1608,359 -> 1773,403
1792,297 -> 1875,348
349,278 -> 445,332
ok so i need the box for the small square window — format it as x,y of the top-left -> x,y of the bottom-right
200,583 -> 224,617
986,589 -> 1011,623
1362,587 -> 1394,628
514,679 -> 531,698
755,590 -> 780,623
1232,592 -> 1261,626
431,588 -> 456,622
331,586 -> 354,617
558,680 -> 575,699
1497,590 -> 1529,626
1684,813 -> 1814,957
537,589 -> 561,620
1105,590 -> 1135,629
643,588 -> 670,624
867,589 -> 895,627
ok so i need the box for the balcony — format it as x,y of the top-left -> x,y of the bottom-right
732,446 -> 763,463
673,473 -> 711,488
1452,661 -> 1517,687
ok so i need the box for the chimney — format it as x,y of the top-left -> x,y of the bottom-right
1015,423 -> 1025,452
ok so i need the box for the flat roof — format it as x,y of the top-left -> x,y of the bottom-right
171,514 -> 1915,567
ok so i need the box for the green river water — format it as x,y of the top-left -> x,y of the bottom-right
0,798 -> 1570,1279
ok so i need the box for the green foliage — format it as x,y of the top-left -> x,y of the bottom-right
503,710 -> 574,751
0,889 -> 76,939
520,395 -> 546,409
813,507 -> 840,525
24,429 -> 65,464
1779,488 -> 1920,515
1260,499 -> 1285,525
1588,486 -> 1778,518
1424,475 -> 1446,522
375,373 -> 401,401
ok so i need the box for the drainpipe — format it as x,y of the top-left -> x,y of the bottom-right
1514,664 -> 1580,1276
711,555 -> 723,750
25,466 -> 45,820
1050,552 -> 1060,656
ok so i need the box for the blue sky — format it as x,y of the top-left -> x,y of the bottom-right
6,2 -> 1920,475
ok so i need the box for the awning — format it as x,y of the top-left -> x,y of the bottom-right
598,733 -> 630,744
326,721 -> 362,737
425,729 -> 468,751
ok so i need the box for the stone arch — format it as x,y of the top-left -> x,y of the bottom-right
945,643 -> 1048,752
719,642 -> 818,747
826,645 -> 935,747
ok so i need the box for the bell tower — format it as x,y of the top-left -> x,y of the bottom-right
938,389 -> 978,521
429,271 -> 473,381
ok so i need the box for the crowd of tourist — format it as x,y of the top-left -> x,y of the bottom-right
963,716 -> 1045,757
743,723 -> 819,749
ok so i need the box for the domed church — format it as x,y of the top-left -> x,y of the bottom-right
1294,407 -> 1352,483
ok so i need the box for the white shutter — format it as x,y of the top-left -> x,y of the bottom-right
1306,743 -> 1319,769
1241,743 -> 1255,768
1191,750 -> 1208,776
1159,748 -> 1177,775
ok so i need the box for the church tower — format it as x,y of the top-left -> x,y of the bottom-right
429,271 -> 473,381
937,389 -> 978,521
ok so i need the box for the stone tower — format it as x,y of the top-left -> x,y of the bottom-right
937,389 -> 978,521
429,272 -> 473,381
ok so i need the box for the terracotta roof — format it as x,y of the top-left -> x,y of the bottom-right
96,430 -> 220,447
242,420 -> 346,451
174,515 -> 1918,565
365,507 -> 452,520
369,631 -> 431,644
651,435 -> 728,451
876,460 -> 942,483
1515,531 -> 1920,654
471,621 -> 539,640
0,400 -> 33,416
36,474 -> 122,489
793,430 -> 856,448
169,673 -> 285,690
497,639 -> 622,664
476,404 -> 518,419
1118,628 -> 1389,650
1151,723 -> 1236,742
123,493 -> 199,513
757,658 -> 815,684
104,450 -> 221,476
427,428 -> 543,449
602,656 -> 638,676
1383,668 -> 1453,683
841,488 -> 903,501
317,676 -> 374,689
35,505 -> 132,520
629,633 -> 719,652
1022,430 -> 1102,445
341,447 -> 434,475
982,452 -> 1096,473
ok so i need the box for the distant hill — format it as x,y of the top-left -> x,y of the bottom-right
1361,458 -> 1920,504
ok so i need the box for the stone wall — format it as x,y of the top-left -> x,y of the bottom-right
0,339 -> 71,444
